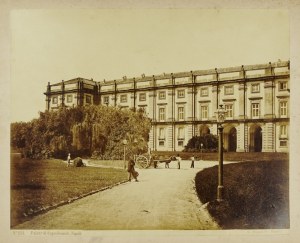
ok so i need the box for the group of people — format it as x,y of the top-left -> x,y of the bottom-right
66,153 -> 196,183
165,154 -> 195,169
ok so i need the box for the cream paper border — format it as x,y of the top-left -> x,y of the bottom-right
1,0 -> 300,243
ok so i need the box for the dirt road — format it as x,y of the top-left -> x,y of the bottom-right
15,160 -> 220,230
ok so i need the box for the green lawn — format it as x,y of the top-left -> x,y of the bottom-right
11,155 -> 128,227
195,159 -> 289,229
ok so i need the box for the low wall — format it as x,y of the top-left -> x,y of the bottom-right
152,151 -> 289,161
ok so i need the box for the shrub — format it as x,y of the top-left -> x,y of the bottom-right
73,157 -> 85,167
184,134 -> 218,152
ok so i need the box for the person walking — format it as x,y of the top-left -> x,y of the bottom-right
127,159 -> 139,182
176,154 -> 181,169
190,154 -> 195,168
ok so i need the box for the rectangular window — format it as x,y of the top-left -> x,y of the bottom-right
251,103 -> 260,118
177,89 -> 185,98
178,141 -> 184,147
159,91 -> 166,100
279,81 -> 288,91
138,106 -> 147,114
178,107 -> 185,120
159,141 -> 165,146
279,140 -> 287,147
86,95 -> 92,104
251,83 -> 260,93
159,128 -> 165,139
280,101 -> 287,117
201,106 -> 208,119
280,125 -> 287,137
225,104 -> 233,119
200,88 -> 208,97
103,96 -> 109,105
178,127 -> 184,139
66,94 -> 73,103
224,85 -> 234,95
139,93 -> 146,101
159,107 -> 165,121
120,94 -> 127,103
52,96 -> 58,104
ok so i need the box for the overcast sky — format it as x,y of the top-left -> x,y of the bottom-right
10,9 -> 289,122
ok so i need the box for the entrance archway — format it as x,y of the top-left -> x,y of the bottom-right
223,126 -> 237,152
228,127 -> 237,152
249,125 -> 262,152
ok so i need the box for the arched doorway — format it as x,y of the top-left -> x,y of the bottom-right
228,127 -> 237,152
199,125 -> 210,136
223,126 -> 237,152
249,125 -> 262,152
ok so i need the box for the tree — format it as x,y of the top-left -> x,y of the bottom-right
11,105 -> 151,159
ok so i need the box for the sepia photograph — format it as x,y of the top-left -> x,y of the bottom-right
1,0 -> 300,242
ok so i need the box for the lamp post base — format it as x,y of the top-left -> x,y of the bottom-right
217,185 -> 224,202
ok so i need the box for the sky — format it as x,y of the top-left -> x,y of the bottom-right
10,9 -> 289,122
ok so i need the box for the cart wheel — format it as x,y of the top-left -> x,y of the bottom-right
136,155 -> 149,169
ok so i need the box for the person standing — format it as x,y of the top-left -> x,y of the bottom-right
127,159 -> 138,182
67,153 -> 71,167
190,154 -> 195,168
176,154 -> 181,169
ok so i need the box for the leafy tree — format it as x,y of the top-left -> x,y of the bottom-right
11,105 -> 151,160
11,122 -> 28,149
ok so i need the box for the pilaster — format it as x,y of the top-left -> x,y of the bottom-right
211,85 -> 218,119
167,125 -> 173,150
236,123 -> 246,152
262,123 -> 275,152
149,91 -> 156,122
238,82 -> 246,119
187,87 -> 194,121
167,89 -> 174,121
187,124 -> 193,143
264,80 -> 275,119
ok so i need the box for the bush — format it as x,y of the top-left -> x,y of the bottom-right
184,134 -> 218,152
195,160 -> 289,229
73,157 -> 85,167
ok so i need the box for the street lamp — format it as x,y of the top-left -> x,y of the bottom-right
123,139 -> 128,170
215,104 -> 227,201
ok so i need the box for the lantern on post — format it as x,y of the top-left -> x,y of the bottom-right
215,104 -> 227,201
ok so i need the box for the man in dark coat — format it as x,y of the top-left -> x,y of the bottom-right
127,159 -> 138,182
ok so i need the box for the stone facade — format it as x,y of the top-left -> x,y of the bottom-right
44,61 -> 290,152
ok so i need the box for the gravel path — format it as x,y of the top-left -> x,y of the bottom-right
15,160 -> 220,230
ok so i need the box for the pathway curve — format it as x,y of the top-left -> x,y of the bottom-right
15,160 -> 220,230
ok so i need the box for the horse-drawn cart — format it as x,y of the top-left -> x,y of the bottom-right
134,154 -> 176,168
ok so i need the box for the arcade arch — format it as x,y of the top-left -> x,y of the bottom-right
223,125 -> 237,152
249,124 -> 262,152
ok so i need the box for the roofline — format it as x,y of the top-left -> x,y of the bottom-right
48,60 -> 289,86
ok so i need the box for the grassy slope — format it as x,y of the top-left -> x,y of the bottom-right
195,160 -> 289,229
11,156 -> 127,227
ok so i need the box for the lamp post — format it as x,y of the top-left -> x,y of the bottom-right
123,139 -> 128,170
215,104 -> 227,201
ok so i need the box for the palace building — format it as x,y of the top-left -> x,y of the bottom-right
44,60 -> 290,153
